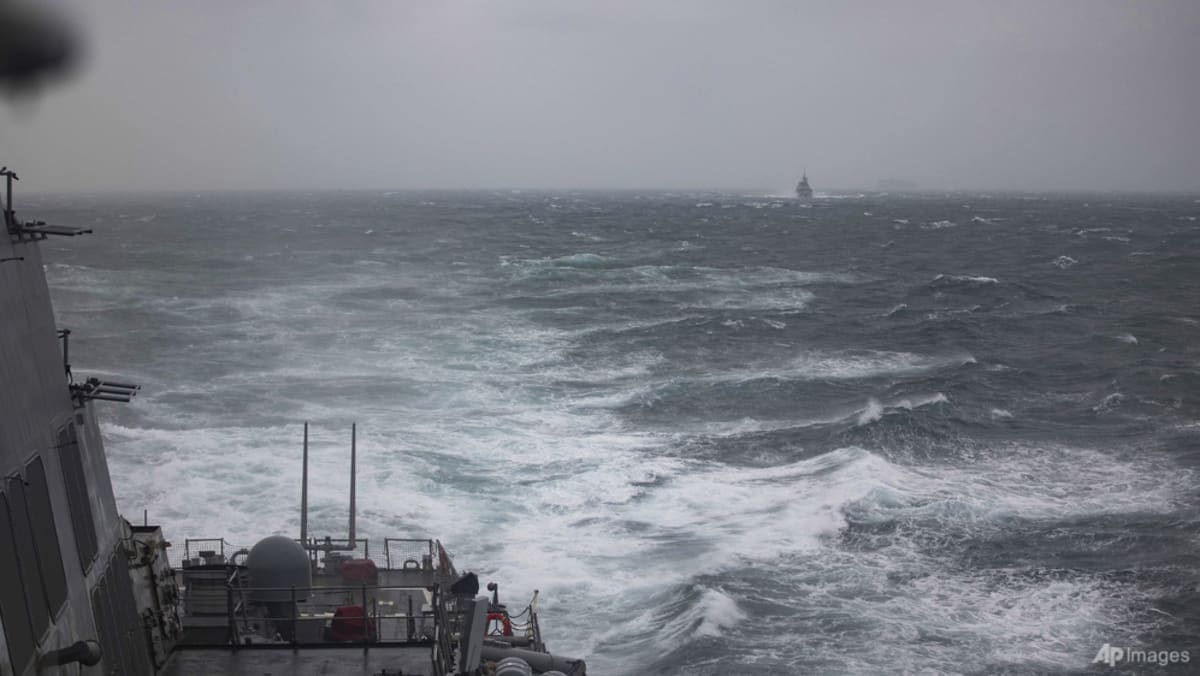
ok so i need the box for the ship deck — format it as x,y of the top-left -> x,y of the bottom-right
161,644 -> 435,675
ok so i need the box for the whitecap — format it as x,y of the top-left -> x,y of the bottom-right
548,253 -> 622,267
694,588 -> 747,637
892,392 -> 949,410
932,273 -> 998,285
857,398 -> 884,425
1093,392 -> 1124,412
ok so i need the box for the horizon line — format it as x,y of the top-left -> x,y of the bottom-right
16,185 -> 1200,198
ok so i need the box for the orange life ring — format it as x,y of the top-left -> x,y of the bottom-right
486,611 -> 513,636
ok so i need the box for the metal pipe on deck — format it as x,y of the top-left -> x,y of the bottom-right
38,640 -> 101,668
81,393 -> 134,402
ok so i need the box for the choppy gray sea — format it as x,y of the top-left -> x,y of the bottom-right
34,190 -> 1200,674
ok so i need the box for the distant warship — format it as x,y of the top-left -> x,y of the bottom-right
795,172 -> 814,201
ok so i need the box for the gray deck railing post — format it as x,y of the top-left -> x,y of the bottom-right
361,584 -> 369,649
290,585 -> 297,646
226,584 -> 238,651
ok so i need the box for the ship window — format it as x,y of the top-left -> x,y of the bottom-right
0,492 -> 37,674
25,456 -> 69,615
5,476 -> 50,634
58,424 -> 99,571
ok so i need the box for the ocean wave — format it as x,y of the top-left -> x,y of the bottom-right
504,263 -> 857,314
1093,392 -> 1125,412
842,443 -> 1191,530
857,398 -> 885,425
931,273 -> 999,286
540,252 -> 627,268
733,351 -> 971,388
583,441 -> 1190,669
648,585 -> 747,650
580,352 -> 973,423
785,351 -> 975,381
760,318 -> 787,330
848,393 -> 951,431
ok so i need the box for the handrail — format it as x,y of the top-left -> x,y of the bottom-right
430,585 -> 455,672
179,535 -> 453,572
383,538 -> 434,570
213,582 -> 445,648
221,583 -> 435,594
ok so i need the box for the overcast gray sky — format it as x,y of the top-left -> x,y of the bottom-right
3,0 -> 1199,193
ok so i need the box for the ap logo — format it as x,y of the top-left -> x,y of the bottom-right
1094,643 -> 1123,667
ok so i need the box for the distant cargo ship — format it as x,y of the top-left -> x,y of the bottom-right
795,172 -> 814,200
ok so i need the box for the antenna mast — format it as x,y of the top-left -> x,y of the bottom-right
300,422 -> 309,544
348,423 -> 357,546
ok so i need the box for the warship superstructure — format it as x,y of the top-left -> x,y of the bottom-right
0,169 -> 587,676
795,172 -> 813,201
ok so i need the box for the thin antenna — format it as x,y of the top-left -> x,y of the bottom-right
348,423 -> 357,547
300,421 -> 309,545
1,167 -> 18,228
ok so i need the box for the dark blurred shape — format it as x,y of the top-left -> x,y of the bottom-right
0,1 -> 78,93
450,571 -> 480,596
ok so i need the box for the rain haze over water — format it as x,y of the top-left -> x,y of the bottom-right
3,0 -> 1200,193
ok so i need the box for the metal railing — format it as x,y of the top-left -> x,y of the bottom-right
179,536 -> 460,575
220,582 -> 442,647
430,585 -> 455,673
383,538 -> 435,571
181,538 -> 243,566
299,536 -> 370,558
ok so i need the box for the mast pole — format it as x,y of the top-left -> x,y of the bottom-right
300,421 -> 309,546
348,423 -> 357,548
